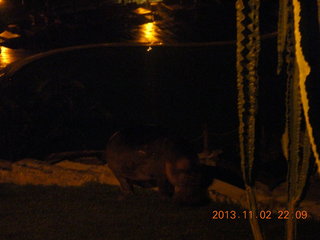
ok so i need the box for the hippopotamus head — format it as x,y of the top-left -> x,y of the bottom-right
164,154 -> 211,206
106,125 -> 212,205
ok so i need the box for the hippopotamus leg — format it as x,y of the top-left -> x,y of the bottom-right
157,178 -> 174,199
114,174 -> 134,198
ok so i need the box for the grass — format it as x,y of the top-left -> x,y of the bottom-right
0,183 -> 318,240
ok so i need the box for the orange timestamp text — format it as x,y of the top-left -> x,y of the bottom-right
212,210 -> 309,220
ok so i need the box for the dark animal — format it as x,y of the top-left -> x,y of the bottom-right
106,125 -> 210,205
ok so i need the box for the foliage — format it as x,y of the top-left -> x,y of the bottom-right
1,183 -> 320,240
0,183 -> 254,240
279,0 -> 317,239
237,0 -> 319,240
236,0 -> 263,239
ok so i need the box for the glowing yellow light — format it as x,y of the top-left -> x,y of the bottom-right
0,47 -> 17,68
137,22 -> 161,44
133,7 -> 152,15
145,22 -> 155,41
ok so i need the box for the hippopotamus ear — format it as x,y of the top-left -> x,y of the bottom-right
137,150 -> 147,156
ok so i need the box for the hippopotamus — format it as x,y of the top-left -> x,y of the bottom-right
106,125 -> 210,205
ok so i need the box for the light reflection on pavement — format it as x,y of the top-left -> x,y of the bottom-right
0,46 -> 32,70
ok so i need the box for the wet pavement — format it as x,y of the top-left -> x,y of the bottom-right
0,2 -> 238,70
0,2 -> 279,161
0,0 -> 279,70
0,46 -> 33,70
